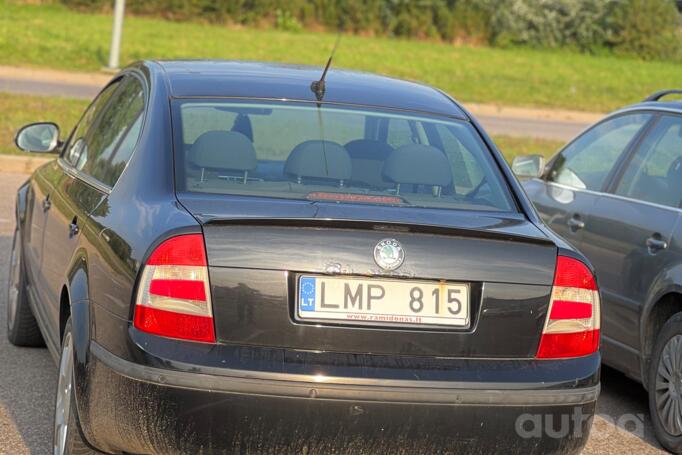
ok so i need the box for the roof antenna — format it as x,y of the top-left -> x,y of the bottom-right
311,33 -> 342,102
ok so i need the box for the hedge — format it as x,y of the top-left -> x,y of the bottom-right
56,0 -> 682,60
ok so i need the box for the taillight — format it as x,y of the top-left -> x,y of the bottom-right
536,255 -> 600,359
133,234 -> 216,343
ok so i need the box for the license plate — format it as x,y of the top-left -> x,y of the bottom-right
297,275 -> 469,328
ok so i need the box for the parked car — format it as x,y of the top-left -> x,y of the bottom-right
514,89 -> 682,453
8,60 -> 601,455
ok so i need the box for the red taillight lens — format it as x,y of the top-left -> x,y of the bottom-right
146,233 -> 208,266
133,234 -> 216,343
536,256 -> 600,359
552,256 -> 597,290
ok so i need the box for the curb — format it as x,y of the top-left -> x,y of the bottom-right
465,103 -> 604,124
0,155 -> 52,174
0,65 -> 111,87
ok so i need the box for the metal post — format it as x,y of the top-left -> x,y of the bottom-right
107,0 -> 126,71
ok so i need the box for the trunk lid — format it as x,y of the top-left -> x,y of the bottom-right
179,194 -> 557,358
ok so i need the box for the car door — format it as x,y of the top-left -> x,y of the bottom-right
524,113 -> 654,254
40,78 -> 129,342
23,161 -> 61,302
583,113 -> 682,376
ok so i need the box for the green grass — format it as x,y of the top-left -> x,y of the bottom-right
0,93 -> 87,155
2,2 -> 682,112
0,92 -> 562,163
492,136 -> 563,162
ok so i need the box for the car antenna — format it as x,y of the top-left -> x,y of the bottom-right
310,33 -> 342,102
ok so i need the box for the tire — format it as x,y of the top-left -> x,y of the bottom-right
6,228 -> 44,346
648,312 -> 682,454
53,319 -> 96,455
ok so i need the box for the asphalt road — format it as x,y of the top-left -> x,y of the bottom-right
0,77 -> 101,100
0,172 -> 667,454
0,172 -> 56,455
0,76 -> 591,141
474,113 -> 590,141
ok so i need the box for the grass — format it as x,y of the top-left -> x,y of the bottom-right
2,3 -> 682,112
0,93 -> 87,156
0,92 -> 562,162
492,136 -> 563,162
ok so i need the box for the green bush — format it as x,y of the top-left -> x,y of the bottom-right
275,8 -> 303,32
488,0 -> 621,52
53,0 -> 682,60
450,1 -> 494,44
610,0 -> 681,60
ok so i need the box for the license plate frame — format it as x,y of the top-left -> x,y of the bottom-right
295,274 -> 470,330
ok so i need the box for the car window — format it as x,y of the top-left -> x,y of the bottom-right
387,118 -> 424,148
250,108 -> 365,160
435,124 -> 483,192
548,114 -> 651,191
182,107 -> 238,145
173,100 -> 516,212
63,80 -> 121,168
614,115 -> 682,209
79,76 -> 145,187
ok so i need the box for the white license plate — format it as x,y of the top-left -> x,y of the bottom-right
297,275 -> 469,328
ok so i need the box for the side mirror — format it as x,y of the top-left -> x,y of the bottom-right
15,122 -> 61,153
512,154 -> 545,179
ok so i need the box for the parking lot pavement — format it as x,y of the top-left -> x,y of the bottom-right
586,367 -> 665,454
0,172 -> 55,455
0,171 -> 668,454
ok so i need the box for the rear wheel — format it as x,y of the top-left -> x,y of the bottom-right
649,313 -> 682,454
6,228 -> 44,346
53,320 -> 94,455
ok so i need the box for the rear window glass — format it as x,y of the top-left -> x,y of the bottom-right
173,101 -> 515,212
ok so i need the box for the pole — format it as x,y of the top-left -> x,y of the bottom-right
107,0 -> 126,70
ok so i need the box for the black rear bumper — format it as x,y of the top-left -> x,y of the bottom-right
80,341 -> 599,455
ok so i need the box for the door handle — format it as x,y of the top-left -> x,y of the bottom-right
42,195 -> 51,211
69,217 -> 79,238
646,236 -> 668,253
567,215 -> 585,231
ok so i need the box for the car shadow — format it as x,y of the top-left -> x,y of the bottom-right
0,234 -> 56,454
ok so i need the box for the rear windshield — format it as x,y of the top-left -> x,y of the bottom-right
172,100 -> 515,212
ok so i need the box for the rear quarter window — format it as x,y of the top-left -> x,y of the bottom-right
63,75 -> 146,188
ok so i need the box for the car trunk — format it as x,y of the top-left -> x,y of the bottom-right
179,194 -> 557,358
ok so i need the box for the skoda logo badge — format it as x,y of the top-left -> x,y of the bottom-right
374,239 -> 405,271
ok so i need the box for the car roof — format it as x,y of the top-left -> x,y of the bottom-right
151,60 -> 468,119
628,101 -> 682,114
617,89 -> 682,115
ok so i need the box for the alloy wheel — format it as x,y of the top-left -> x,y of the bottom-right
53,332 -> 74,455
656,334 -> 682,436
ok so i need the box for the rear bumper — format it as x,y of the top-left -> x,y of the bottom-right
81,341 -> 599,454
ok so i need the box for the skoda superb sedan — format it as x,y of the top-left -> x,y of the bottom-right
8,60 -> 600,454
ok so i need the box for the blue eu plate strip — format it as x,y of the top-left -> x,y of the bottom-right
299,277 -> 316,312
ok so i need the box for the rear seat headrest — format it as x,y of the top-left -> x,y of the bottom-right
383,144 -> 452,187
344,139 -> 394,188
284,140 -> 352,182
345,139 -> 393,160
189,131 -> 257,171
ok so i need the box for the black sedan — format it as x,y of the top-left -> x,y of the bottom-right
9,60 -> 600,454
